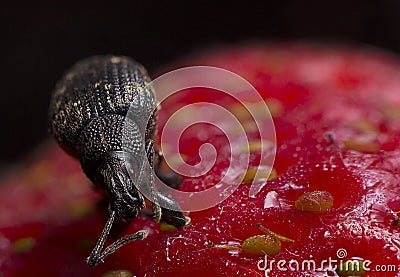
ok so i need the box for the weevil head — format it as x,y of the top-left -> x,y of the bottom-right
88,151 -> 147,221
78,114 -> 152,221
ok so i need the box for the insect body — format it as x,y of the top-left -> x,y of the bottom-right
48,56 -> 187,266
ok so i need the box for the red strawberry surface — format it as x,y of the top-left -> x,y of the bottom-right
1,43 -> 400,276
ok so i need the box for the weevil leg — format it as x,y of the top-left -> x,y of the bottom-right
145,139 -> 162,223
93,229 -> 148,266
155,191 -> 189,228
87,209 -> 148,267
146,140 -> 187,228
87,210 -> 116,267
153,146 -> 183,189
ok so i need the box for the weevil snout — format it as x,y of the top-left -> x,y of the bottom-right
90,151 -> 146,221
110,195 -> 144,221
109,172 -> 145,221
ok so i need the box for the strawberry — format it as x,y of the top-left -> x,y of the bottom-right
1,43 -> 400,277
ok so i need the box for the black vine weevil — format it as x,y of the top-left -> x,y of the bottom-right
48,55 -> 187,267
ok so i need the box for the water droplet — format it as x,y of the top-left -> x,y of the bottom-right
264,191 -> 280,209
324,231 -> 331,238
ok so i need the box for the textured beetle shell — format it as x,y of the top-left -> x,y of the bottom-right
48,56 -> 157,169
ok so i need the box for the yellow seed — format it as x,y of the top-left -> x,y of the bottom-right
242,235 -> 281,256
243,120 -> 259,132
267,168 -> 277,180
159,222 -> 178,232
265,98 -> 284,117
241,140 -> 274,153
231,101 -> 277,121
239,166 -> 277,183
350,120 -> 379,133
12,237 -> 36,253
383,105 -> 400,120
250,101 -> 277,118
159,144 -> 188,168
26,162 -> 50,188
336,260 -> 367,275
76,237 -> 96,251
230,103 -> 252,121
295,191 -> 334,212
66,200 -> 95,219
215,224 -> 293,257
102,270 -> 133,277
344,137 -> 380,152
164,153 -> 188,167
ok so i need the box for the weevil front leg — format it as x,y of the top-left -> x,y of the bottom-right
86,210 -> 148,267
145,139 -> 162,223
146,140 -> 187,228
153,146 -> 183,189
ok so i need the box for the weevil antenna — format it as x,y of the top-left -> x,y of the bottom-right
87,209 -> 116,266
86,209 -> 148,267
144,139 -> 162,222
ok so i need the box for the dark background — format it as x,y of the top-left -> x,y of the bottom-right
2,0 -> 400,167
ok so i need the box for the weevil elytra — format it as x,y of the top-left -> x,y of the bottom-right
48,56 -> 187,266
